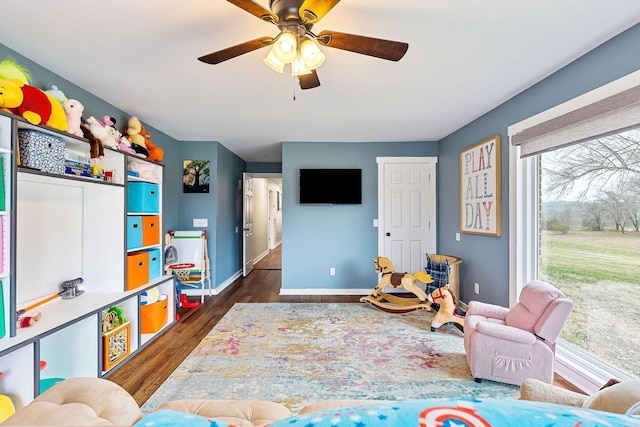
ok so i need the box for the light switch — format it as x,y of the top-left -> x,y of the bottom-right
193,218 -> 208,227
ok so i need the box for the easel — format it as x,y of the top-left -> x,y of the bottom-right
165,230 -> 211,303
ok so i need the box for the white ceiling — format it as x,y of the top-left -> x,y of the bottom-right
2,1 -> 640,162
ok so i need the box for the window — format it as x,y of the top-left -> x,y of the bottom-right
509,71 -> 640,393
540,130 -> 640,378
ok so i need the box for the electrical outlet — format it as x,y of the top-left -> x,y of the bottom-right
330,267 -> 336,276
474,282 -> 480,294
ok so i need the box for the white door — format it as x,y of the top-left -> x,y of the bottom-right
377,157 -> 437,274
242,173 -> 254,277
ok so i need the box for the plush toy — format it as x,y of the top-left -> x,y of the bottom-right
80,121 -> 104,165
85,116 -> 118,150
140,125 -> 164,162
99,116 -> 136,154
63,99 -> 84,137
0,78 -> 68,131
0,57 -> 31,84
44,85 -> 68,105
125,116 -> 149,158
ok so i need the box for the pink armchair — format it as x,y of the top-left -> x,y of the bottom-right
463,280 -> 573,386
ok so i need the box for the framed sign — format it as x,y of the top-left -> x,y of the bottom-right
460,135 -> 501,236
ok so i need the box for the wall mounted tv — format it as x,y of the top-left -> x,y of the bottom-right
299,168 -> 362,205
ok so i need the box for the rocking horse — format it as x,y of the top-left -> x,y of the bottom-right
427,284 -> 466,332
360,256 -> 434,314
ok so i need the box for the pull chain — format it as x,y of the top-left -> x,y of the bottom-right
293,76 -> 297,101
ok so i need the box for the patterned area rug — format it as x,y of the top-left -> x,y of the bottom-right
142,303 -> 518,413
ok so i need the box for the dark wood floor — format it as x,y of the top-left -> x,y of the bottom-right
108,244 -> 580,405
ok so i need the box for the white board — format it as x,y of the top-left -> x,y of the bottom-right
171,231 -> 205,271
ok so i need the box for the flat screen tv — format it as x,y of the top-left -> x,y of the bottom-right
299,169 -> 362,205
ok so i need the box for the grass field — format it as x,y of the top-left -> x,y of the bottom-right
539,230 -> 640,377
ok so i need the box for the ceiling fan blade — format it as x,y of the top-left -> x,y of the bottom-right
198,37 -> 274,65
299,0 -> 340,24
299,69 -> 321,90
317,30 -> 408,61
226,0 -> 278,23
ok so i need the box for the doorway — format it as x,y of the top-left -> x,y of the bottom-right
243,174 -> 282,272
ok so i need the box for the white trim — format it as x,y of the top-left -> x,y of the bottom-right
376,157 -> 438,265
508,145 -> 538,307
279,288 -> 371,296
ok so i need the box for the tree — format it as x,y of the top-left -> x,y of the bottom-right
542,131 -> 640,201
581,201 -> 605,231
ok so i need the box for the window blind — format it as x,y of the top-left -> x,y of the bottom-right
511,84 -> 640,157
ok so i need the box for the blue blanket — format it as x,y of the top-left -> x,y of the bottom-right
135,398 -> 640,427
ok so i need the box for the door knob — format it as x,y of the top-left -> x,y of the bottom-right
386,232 -> 391,236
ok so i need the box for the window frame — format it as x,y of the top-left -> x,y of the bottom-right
508,71 -> 640,393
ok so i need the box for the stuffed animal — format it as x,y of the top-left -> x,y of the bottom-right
45,85 -> 68,105
63,99 -> 84,137
0,78 -> 68,131
100,116 -> 136,154
125,116 -> 149,158
140,125 -> 164,162
0,57 -> 31,84
81,121 -> 104,165
85,116 -> 118,150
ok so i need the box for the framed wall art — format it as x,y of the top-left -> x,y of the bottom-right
183,160 -> 210,193
460,135 -> 501,236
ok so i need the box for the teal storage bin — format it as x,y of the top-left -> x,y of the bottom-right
148,248 -> 161,281
128,182 -> 159,213
127,216 -> 142,250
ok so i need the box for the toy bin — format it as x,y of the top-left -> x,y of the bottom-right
147,248 -> 161,281
126,251 -> 149,290
17,130 -> 65,175
101,321 -> 130,370
127,216 -> 143,250
140,297 -> 168,334
142,215 -> 160,246
128,182 -> 159,213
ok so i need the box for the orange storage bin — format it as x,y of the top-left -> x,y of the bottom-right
127,251 -> 149,290
142,215 -> 160,247
140,298 -> 168,334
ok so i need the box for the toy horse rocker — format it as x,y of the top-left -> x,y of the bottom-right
360,256 -> 434,314
427,284 -> 466,332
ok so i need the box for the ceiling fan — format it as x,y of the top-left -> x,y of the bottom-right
198,0 -> 409,89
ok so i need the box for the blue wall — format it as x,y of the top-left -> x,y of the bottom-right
281,141 -> 438,291
215,144 -> 246,283
437,23 -> 640,306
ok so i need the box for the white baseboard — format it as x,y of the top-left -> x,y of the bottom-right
253,250 -> 269,264
280,288 -> 371,296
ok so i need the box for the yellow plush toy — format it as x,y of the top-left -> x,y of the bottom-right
125,116 -> 149,158
0,78 -> 68,131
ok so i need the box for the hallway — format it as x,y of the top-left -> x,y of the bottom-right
253,244 -> 282,270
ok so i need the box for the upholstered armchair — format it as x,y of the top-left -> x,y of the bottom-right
463,280 -> 573,386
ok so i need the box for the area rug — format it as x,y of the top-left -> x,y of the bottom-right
142,303 -> 518,413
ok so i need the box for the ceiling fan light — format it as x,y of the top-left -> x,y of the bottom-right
291,54 -> 312,76
300,38 -> 325,70
263,48 -> 285,73
273,31 -> 298,63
